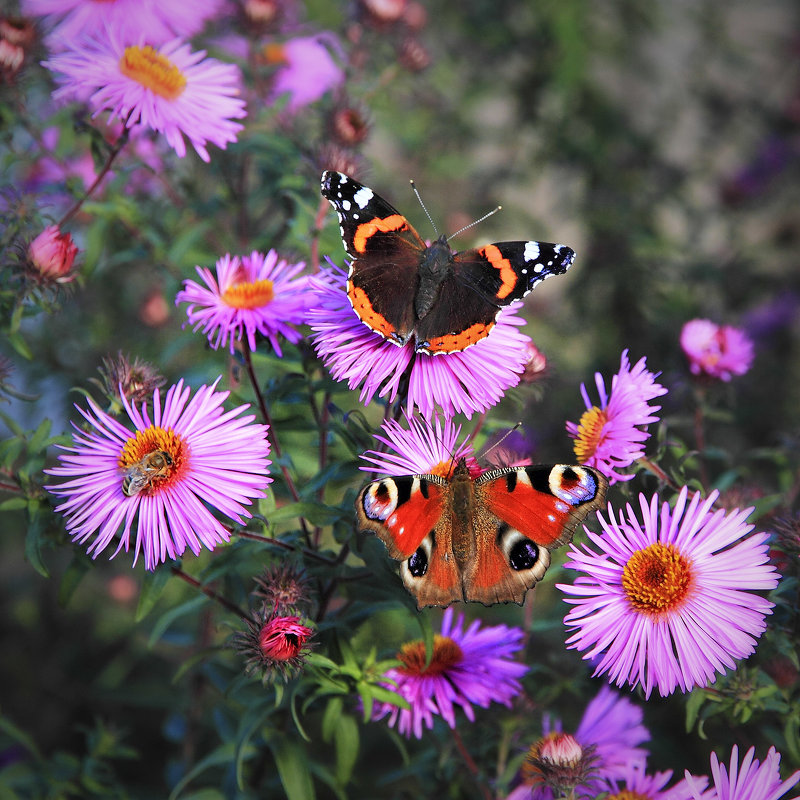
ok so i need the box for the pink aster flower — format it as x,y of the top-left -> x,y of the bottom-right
680,319 -> 755,382
43,32 -> 246,162
46,379 -> 271,570
684,745 -> 800,800
358,413 -> 477,477
264,34 -> 344,111
23,0 -> 224,47
558,487 -> 779,698
27,224 -> 78,284
309,260 -> 533,419
566,349 -> 667,484
507,686 -> 649,800
175,250 -> 308,356
371,607 -> 527,739
600,762 -> 702,800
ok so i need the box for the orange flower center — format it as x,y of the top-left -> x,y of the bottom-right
622,542 -> 693,617
222,279 -> 275,309
573,405 -> 607,462
119,45 -> 187,100
607,792 -> 650,800
118,425 -> 184,496
397,634 -> 463,677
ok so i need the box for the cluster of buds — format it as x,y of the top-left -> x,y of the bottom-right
0,15 -> 35,84
233,563 -> 315,683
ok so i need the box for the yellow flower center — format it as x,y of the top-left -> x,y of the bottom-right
607,792 -> 650,800
222,279 -> 275,309
573,405 -> 607,462
397,634 -> 463,677
622,542 -> 693,617
119,45 -> 187,100
118,425 -> 184,496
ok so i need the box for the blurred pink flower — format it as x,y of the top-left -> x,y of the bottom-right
265,34 -> 344,111
680,319 -> 754,381
27,224 -> 78,283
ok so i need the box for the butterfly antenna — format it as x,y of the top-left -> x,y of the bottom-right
447,205 -> 502,243
477,422 -> 523,460
410,179 -> 440,238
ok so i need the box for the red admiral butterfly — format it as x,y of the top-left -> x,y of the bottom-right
356,460 -> 607,608
321,170 -> 577,355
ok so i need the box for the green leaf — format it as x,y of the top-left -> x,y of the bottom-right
267,737 -> 316,800
147,595 -> 208,647
135,564 -> 174,621
168,742 -> 240,800
321,696 -> 343,743
684,687 -> 705,732
333,712 -> 359,787
58,555 -> 91,607
269,501 -> 343,527
24,501 -> 49,578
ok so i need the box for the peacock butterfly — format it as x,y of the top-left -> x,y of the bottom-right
355,459 -> 607,608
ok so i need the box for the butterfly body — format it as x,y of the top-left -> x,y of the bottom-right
321,171 -> 577,355
356,460 -> 607,608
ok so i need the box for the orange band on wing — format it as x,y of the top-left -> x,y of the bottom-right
353,214 -> 409,254
423,321 -> 495,354
480,244 -> 517,299
347,283 -> 397,336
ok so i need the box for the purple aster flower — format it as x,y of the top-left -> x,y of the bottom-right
680,319 -> 755,382
601,762 -> 700,800
175,250 -> 307,356
43,31 -> 246,162
684,745 -> 800,800
264,34 -> 344,112
506,685 -> 649,800
308,260 -> 533,419
558,487 -> 779,698
46,379 -> 271,570
566,349 -> 667,484
371,607 -> 527,739
358,413 -> 478,477
22,0 -> 224,47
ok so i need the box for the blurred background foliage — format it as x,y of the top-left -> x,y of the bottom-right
1,0 -> 799,797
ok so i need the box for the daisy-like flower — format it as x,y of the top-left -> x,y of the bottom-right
263,34 -> 344,112
684,745 -> 800,800
43,32 -> 246,162
46,379 -> 271,570
308,260 -> 533,419
233,608 -> 314,683
601,762 -> 699,800
175,250 -> 307,356
566,349 -> 667,484
558,487 -> 779,698
358,413 -> 477,477
22,0 -> 224,47
680,319 -> 755,382
371,607 -> 527,739
507,686 -> 649,800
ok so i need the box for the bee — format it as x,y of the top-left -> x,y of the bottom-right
121,450 -> 174,497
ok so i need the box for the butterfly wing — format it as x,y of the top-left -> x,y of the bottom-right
321,171 -> 426,345
355,473 -> 463,608
414,241 -> 576,354
462,464 -> 607,605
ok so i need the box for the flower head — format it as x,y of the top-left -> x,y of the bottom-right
176,250 -> 307,355
358,413 -> 478,478
558,488 -> 779,697
46,379 -> 271,570
680,319 -> 755,382
566,350 -> 667,484
601,762 -> 697,800
27,224 -> 78,284
234,608 -> 313,683
519,733 -> 597,799
91,352 -> 165,411
507,686 -> 649,800
309,260 -> 533,419
253,563 -> 313,616
371,607 -> 527,739
23,0 -> 224,47
44,33 -> 246,162
264,34 -> 344,111
684,745 -> 800,800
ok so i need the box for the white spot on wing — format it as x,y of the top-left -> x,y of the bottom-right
353,187 -> 374,209
524,241 -> 540,262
